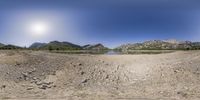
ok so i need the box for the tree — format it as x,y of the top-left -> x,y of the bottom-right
48,46 -> 53,51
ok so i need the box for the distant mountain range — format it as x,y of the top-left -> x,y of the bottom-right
29,41 -> 108,50
1,39 -> 200,50
116,39 -> 200,50
0,44 -> 22,49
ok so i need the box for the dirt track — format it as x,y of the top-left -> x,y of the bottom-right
0,50 -> 200,100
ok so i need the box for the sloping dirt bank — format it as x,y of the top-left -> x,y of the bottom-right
0,50 -> 200,100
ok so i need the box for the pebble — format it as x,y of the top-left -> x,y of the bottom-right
1,85 -> 6,89
81,71 -> 85,75
78,63 -> 82,66
27,87 -> 34,90
82,79 -> 89,83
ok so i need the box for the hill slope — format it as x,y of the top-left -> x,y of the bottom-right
29,42 -> 47,49
0,43 -> 4,47
30,41 -> 82,50
83,43 -> 108,50
116,40 -> 200,50
0,45 -> 22,49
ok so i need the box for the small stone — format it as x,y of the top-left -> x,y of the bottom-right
15,62 -> 21,66
78,63 -> 82,66
39,85 -> 48,90
35,81 -> 43,85
51,71 -> 56,75
27,87 -> 34,90
82,79 -> 89,83
22,72 -> 28,77
174,70 -> 179,73
33,68 -> 36,71
28,71 -> 33,74
81,72 -> 85,75
177,91 -> 188,97
32,77 -> 37,80
105,75 -> 109,79
1,85 -> 6,89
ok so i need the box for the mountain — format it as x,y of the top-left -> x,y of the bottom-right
191,42 -> 200,49
29,41 -> 109,50
116,40 -> 200,50
30,41 -> 82,50
163,39 -> 182,44
0,43 -> 4,47
83,43 -> 108,50
29,42 -> 47,49
0,45 -> 22,49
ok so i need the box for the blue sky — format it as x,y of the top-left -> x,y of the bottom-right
0,0 -> 200,48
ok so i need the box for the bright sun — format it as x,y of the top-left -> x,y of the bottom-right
29,21 -> 48,36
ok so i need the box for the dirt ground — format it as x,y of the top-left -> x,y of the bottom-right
0,50 -> 200,100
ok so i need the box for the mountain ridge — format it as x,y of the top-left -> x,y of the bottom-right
83,43 -> 108,50
1,39 -> 200,50
29,41 -> 108,50
0,43 -> 4,47
116,39 -> 200,50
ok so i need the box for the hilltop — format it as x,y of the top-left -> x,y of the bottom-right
116,39 -> 200,50
83,43 -> 109,50
0,43 -> 23,50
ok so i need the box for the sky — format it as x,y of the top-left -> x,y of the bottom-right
0,0 -> 200,48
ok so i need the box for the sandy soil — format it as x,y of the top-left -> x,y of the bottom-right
0,50 -> 200,100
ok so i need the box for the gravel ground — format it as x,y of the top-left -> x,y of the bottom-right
0,50 -> 200,100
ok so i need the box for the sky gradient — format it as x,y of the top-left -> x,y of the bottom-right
0,0 -> 200,48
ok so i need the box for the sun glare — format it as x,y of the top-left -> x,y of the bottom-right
29,21 -> 48,36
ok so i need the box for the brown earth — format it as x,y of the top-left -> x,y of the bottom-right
0,50 -> 200,100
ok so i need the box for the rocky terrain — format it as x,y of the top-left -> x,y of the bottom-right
0,50 -> 200,100
116,39 -> 200,50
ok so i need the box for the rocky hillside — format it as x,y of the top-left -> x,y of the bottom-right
83,43 -> 108,50
116,40 -> 200,50
0,45 -> 22,49
29,42 -> 47,49
29,41 -> 82,50
0,43 -> 4,47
